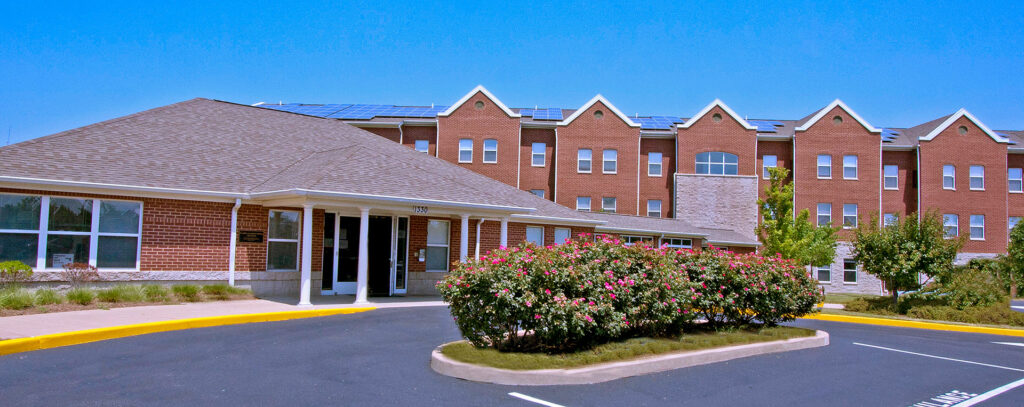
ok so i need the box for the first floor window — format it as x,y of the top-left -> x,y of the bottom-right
661,238 -> 692,249
648,152 -> 663,176
623,235 -> 652,246
843,155 -> 858,179
414,139 -> 429,153
482,139 -> 498,163
425,220 -> 450,272
969,165 -> 984,190
647,200 -> 662,217
817,203 -> 831,226
458,139 -> 473,163
883,213 -> 897,227
532,142 -> 546,166
529,189 -> 545,198
554,228 -> 571,245
970,215 -> 985,240
762,155 -> 777,179
943,214 -> 958,238
268,210 -> 300,271
696,152 -> 738,175
1010,217 -> 1022,232
843,259 -> 857,283
1010,168 -> 1023,193
943,164 -> 955,189
884,165 -> 898,189
843,204 -> 858,229
525,226 -> 544,246
817,155 -> 832,178
602,197 -> 617,213
816,265 -> 831,283
603,149 -> 618,174
576,197 -> 591,212
577,149 -> 592,173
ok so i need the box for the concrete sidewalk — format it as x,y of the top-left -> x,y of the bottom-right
0,296 -> 446,340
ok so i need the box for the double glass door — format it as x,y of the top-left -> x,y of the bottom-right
321,213 -> 407,296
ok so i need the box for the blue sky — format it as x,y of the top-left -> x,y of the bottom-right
2,1 -> 1023,144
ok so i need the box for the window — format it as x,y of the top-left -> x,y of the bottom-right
648,152 -> 663,176
531,143 -> 545,167
883,213 -> 897,227
1009,168 -> 1023,193
647,200 -> 662,217
762,155 -> 777,179
883,165 -> 898,190
267,210 -> 300,271
696,152 -> 738,175
970,215 -> 985,240
1009,217 -> 1021,232
843,204 -> 857,228
525,226 -> 544,246
414,140 -> 429,153
529,189 -> 544,198
482,139 -> 497,163
843,259 -> 857,283
554,228 -> 571,245
943,214 -> 958,238
576,197 -> 591,212
425,220 -> 450,272
577,149 -> 592,173
843,155 -> 858,179
943,165 -> 955,189
0,194 -> 42,267
817,155 -> 832,179
817,203 -> 831,226
661,238 -> 692,249
969,165 -> 984,190
603,149 -> 618,174
623,236 -> 652,246
816,265 -> 831,283
602,197 -> 617,213
458,139 -> 473,163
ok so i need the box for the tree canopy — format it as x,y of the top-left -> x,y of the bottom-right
756,167 -> 837,267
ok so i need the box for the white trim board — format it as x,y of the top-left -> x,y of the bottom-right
558,94 -> 640,128
438,85 -> 521,118
678,99 -> 756,131
795,99 -> 881,133
918,108 -> 1011,143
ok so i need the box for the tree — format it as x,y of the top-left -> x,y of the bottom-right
851,212 -> 961,308
1007,221 -> 1024,298
756,167 -> 838,267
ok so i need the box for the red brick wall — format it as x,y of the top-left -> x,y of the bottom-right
1008,154 -> 1024,226
361,127 -> 401,143
756,140 -> 793,196
555,101 -> 641,215
519,128 -> 556,199
640,138 -> 675,218
677,106 -> 757,176
919,117 -> 1008,253
400,125 -> 437,156
793,106 -> 882,240
881,150 -> 918,217
436,91 -> 521,186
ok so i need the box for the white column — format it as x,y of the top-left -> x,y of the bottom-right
298,204 -> 314,306
500,217 -> 509,248
355,207 -> 370,304
460,214 -> 470,262
474,220 -> 484,261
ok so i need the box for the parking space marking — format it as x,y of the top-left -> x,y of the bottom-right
950,377 -> 1024,407
852,342 -> 1024,372
910,390 -> 977,406
992,342 -> 1024,348
1010,306 -> 1023,310
508,392 -> 566,407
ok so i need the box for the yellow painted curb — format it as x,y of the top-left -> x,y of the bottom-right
0,307 -> 375,356
802,313 -> 1024,337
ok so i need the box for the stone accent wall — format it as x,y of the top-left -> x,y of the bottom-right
814,242 -> 884,295
674,174 -> 758,241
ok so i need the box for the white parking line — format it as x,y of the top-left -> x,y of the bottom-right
508,392 -> 566,407
852,342 -> 1024,372
992,342 -> 1024,348
950,377 -> 1024,407
1011,306 -> 1024,310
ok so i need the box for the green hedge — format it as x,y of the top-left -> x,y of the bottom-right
437,235 -> 821,352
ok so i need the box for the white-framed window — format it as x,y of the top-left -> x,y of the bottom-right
1009,168 -> 1023,193
425,220 -> 450,272
762,155 -> 777,179
648,152 -> 663,177
816,265 -> 831,283
576,197 -> 591,212
525,226 -> 544,246
843,259 -> 857,283
1009,216 -> 1021,232
817,155 -> 832,179
817,203 -> 831,226
482,139 -> 498,163
531,142 -> 546,167
843,204 -> 858,229
458,139 -> 473,163
602,197 -> 616,213
943,214 -> 959,238
414,139 -> 429,153
553,228 -> 571,245
969,165 -> 984,190
0,194 -> 143,271
696,152 -> 738,175
647,200 -> 662,218
661,238 -> 692,249
622,235 -> 652,246
267,210 -> 300,271
883,213 -> 897,227
529,189 -> 545,198
577,149 -> 592,173
603,149 -> 618,174
970,215 -> 985,240
943,165 -> 955,190
843,155 -> 858,179
883,165 -> 898,190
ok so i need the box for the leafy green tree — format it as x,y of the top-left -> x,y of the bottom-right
851,212 -> 961,308
1007,221 -> 1024,298
756,167 -> 838,267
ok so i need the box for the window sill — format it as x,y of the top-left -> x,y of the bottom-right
458,161 -> 472,164
425,270 -> 448,273
843,281 -> 858,285
817,177 -> 832,180
482,161 -> 498,165
577,171 -> 592,174
943,188 -> 956,191
970,237 -> 985,241
531,164 -> 545,168
603,172 -> 618,175
883,187 -> 899,191
648,174 -> 662,177
970,188 -> 985,191
818,281 -> 832,285
267,269 -> 299,273
1010,191 -> 1023,194
843,177 -> 859,181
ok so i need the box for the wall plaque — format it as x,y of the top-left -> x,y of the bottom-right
238,231 -> 264,243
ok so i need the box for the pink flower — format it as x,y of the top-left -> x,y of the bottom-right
545,289 -> 551,295
526,301 -> 532,307
535,314 -> 542,319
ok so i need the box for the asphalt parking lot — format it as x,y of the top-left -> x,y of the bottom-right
1,306 -> 1021,406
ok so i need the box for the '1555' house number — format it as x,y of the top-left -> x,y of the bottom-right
414,206 -> 428,214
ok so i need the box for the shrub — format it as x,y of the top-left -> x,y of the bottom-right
34,288 -> 64,305
937,267 -> 1007,310
142,284 -> 170,302
906,304 -> 1024,327
200,284 -> 246,300
0,288 -> 35,310
96,284 -> 145,303
66,287 -> 95,305
60,263 -> 99,287
0,261 -> 33,288
172,284 -> 200,302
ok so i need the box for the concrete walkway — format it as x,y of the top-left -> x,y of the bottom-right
0,296 -> 446,340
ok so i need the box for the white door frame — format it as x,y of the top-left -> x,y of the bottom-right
322,212 -> 408,296
391,216 -> 409,295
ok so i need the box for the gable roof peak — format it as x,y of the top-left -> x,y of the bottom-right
438,85 -> 521,118
795,99 -> 881,133
918,108 -> 1010,143
678,99 -> 755,130
558,94 -> 639,127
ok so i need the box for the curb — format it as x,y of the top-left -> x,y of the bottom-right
431,330 -> 829,385
0,307 -> 375,356
802,313 -> 1024,337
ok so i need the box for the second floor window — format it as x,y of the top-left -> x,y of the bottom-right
1009,168 -> 1023,193
883,165 -> 898,189
529,189 -> 544,198
696,152 -> 738,175
531,143 -> 545,167
482,139 -> 497,163
602,197 -> 617,213
943,214 -> 958,238
577,149 -> 592,173
817,155 -> 832,178
970,214 -> 985,240
843,204 -> 858,228
458,139 -> 473,163
576,197 -> 591,212
843,155 -> 858,179
603,149 -> 618,174
817,203 -> 831,226
969,165 -> 984,190
762,155 -> 777,179
414,139 -> 429,153
943,165 -> 955,189
648,152 -> 663,176
647,199 -> 661,217
883,213 -> 897,226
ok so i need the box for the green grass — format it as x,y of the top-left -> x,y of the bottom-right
200,284 -> 248,300
141,284 -> 171,302
171,284 -> 201,302
96,284 -> 146,303
824,293 -> 882,305
66,287 -> 95,305
34,288 -> 64,305
441,326 -> 816,370
0,288 -> 35,310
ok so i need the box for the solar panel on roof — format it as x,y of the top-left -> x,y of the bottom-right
632,116 -> 683,130
747,120 -> 783,133
259,104 -> 351,118
532,108 -> 563,120
880,128 -> 901,142
518,109 -> 536,117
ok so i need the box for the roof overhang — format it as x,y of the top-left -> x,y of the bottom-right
640,131 -> 676,139
250,188 -> 534,216
756,134 -> 792,141
918,109 -> 1011,143
706,239 -> 761,247
510,213 -> 604,227
0,176 -> 246,203
438,85 -> 521,118
594,225 -> 708,238
558,95 -> 640,127
795,99 -> 881,133
521,121 -> 558,129
678,99 -> 756,131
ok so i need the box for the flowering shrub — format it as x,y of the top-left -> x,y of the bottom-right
437,235 -> 821,352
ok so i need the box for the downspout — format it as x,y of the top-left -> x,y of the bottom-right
228,198 -> 241,286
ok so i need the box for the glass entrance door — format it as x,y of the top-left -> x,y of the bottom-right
392,217 -> 409,295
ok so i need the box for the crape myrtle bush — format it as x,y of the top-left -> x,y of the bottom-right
437,234 -> 821,352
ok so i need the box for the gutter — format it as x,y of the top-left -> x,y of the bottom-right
594,225 -> 709,238
252,188 -> 535,214
509,213 -> 604,226
0,176 -> 247,200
